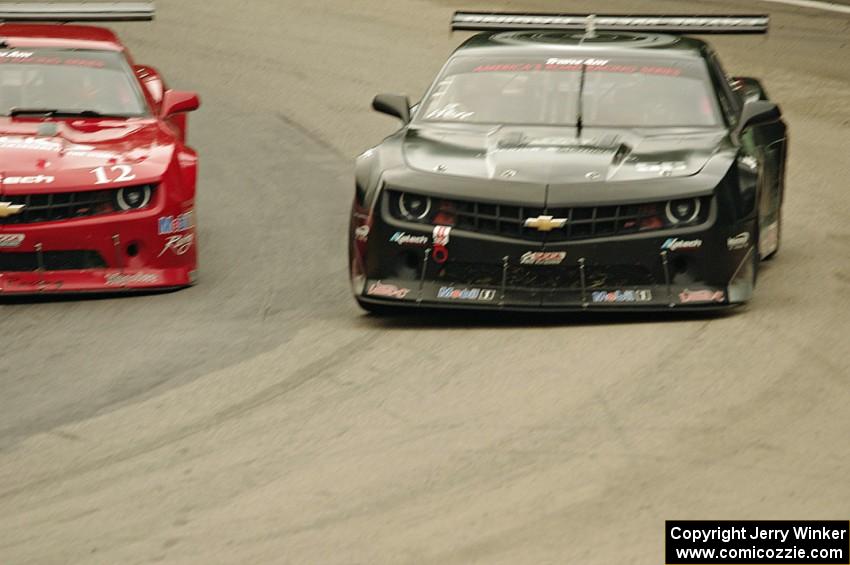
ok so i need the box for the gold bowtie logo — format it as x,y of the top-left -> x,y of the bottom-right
524,215 -> 567,232
0,201 -> 25,218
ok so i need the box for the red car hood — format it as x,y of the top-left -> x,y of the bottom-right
0,118 -> 174,195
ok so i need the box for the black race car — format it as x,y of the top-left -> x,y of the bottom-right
349,13 -> 787,312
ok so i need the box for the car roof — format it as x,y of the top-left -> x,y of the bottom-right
454,31 -> 709,60
0,24 -> 124,51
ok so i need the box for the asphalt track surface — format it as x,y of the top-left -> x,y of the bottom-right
1,1 -> 849,563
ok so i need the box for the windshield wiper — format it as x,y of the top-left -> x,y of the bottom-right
576,63 -> 586,138
7,108 -> 118,118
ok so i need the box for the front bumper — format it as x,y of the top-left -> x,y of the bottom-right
0,207 -> 196,295
351,210 -> 756,312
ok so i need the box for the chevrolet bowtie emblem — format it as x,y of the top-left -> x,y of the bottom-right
0,202 -> 25,218
524,215 -> 567,232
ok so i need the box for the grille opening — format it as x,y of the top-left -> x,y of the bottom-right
596,221 -> 616,236
479,203 -> 497,216
618,219 -> 640,234
597,206 -> 618,219
0,185 -> 156,226
480,218 -> 499,232
672,256 -> 689,274
388,190 -> 710,242
0,251 -> 108,272
573,208 -> 594,221
502,205 -> 521,219
572,224 -> 593,237
391,250 -> 421,280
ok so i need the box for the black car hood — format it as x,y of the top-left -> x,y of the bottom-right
385,123 -> 735,206
404,123 -> 726,182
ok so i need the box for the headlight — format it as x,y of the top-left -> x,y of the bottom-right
115,185 -> 153,211
398,193 -> 431,220
665,198 -> 701,224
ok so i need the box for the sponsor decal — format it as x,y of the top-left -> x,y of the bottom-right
92,165 -> 136,185
432,225 -> 452,264
437,286 -> 497,302
546,57 -> 609,67
520,251 -> 566,266
367,281 -> 410,299
473,59 -> 608,73
158,211 -> 194,235
0,51 -> 33,59
679,289 -> 726,304
0,234 -> 25,248
727,232 -> 750,251
472,61 -> 681,77
661,238 -> 703,252
432,225 -> 451,246
5,278 -> 64,291
67,148 -> 116,159
591,289 -> 653,304
105,273 -> 161,286
390,231 -> 428,246
354,225 -> 370,242
2,175 -> 54,185
0,136 -> 61,152
635,161 -> 687,173
426,103 -> 475,121
0,53 -> 107,67
158,234 -> 194,257
0,137 -> 120,159
496,143 -> 610,155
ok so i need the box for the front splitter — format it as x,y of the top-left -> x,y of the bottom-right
360,278 -> 737,312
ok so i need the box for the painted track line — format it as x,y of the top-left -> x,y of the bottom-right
759,0 -> 850,15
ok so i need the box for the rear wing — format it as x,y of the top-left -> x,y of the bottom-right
0,2 -> 154,22
451,12 -> 769,34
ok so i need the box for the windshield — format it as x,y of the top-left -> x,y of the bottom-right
418,55 -> 722,128
0,48 -> 148,117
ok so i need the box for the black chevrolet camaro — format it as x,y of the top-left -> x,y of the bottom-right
350,13 -> 787,312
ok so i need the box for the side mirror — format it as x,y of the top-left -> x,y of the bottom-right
373,94 -> 410,124
736,100 -> 780,135
134,64 -> 165,106
730,76 -> 767,105
161,90 -> 200,118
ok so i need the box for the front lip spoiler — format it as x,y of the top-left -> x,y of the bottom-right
0,286 -> 186,302
357,294 -> 739,314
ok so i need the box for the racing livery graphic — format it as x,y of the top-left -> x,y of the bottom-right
0,3 -> 201,294
349,12 -> 787,312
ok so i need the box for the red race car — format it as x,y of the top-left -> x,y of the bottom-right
0,3 -> 200,294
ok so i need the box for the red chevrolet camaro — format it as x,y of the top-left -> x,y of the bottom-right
0,4 -> 201,294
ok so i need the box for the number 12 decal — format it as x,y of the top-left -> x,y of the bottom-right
92,165 -> 136,185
